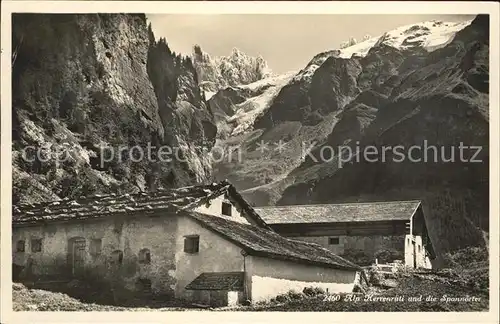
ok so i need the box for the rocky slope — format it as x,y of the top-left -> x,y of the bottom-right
212,16 -> 488,257
12,14 -> 216,204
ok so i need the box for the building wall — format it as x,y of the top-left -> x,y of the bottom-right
247,256 -> 357,302
174,215 -> 246,301
404,234 -> 432,269
289,235 -> 405,263
190,290 -> 244,307
174,216 -> 358,304
12,197 -> 364,305
228,291 -> 242,306
290,236 -> 346,255
194,194 -> 248,224
12,213 -> 179,296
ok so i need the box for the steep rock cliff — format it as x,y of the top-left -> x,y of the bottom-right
12,14 -> 216,204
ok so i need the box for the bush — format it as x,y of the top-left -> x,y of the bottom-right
286,290 -> 304,300
255,299 -> 269,306
367,267 -> 384,285
302,286 -> 325,297
340,248 -> 373,266
370,273 -> 383,286
469,268 -> 489,292
442,246 -> 488,268
274,294 -> 290,303
271,290 -> 306,304
374,248 -> 404,264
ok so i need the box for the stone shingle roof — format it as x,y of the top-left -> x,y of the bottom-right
186,211 -> 361,271
254,201 -> 421,224
185,272 -> 245,291
12,181 -> 268,228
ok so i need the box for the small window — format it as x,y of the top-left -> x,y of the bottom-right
418,245 -> 421,252
16,240 -> 25,252
184,235 -> 200,254
90,239 -> 102,256
138,248 -> 151,264
31,239 -> 42,252
111,250 -> 123,264
328,237 -> 340,245
221,202 -> 232,216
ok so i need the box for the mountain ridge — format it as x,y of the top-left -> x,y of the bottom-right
210,15 -> 489,259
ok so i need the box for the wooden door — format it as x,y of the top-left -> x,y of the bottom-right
71,238 -> 86,277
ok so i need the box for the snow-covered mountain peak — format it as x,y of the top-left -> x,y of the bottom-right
338,19 -> 473,59
289,19 -> 473,85
192,45 -> 272,94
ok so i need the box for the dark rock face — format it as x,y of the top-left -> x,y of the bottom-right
253,53 -> 361,128
12,14 -> 216,204
207,87 -> 249,139
209,87 -> 247,117
147,32 -> 217,187
309,57 -> 362,118
252,79 -> 310,128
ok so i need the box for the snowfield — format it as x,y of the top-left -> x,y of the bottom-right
204,90 -> 217,101
291,20 -> 472,84
227,71 -> 297,135
338,20 -> 473,58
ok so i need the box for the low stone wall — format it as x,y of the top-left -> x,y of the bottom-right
248,256 -> 357,302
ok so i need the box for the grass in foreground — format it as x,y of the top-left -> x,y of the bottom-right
12,283 -> 191,311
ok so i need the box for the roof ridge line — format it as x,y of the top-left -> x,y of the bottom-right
254,200 -> 422,208
14,180 -> 232,209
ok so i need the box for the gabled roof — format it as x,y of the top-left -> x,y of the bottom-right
254,200 -> 421,225
185,272 -> 244,291
186,211 -> 361,271
12,180 -> 268,228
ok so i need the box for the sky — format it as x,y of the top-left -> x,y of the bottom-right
147,14 -> 475,74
